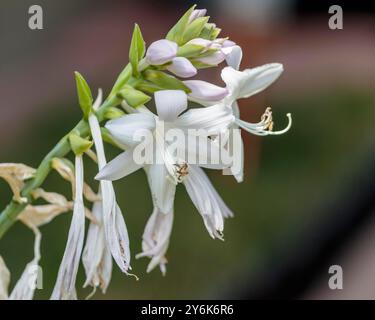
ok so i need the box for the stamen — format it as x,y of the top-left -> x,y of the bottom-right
173,162 -> 189,183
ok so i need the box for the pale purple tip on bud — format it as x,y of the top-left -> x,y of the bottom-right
195,51 -> 226,66
146,39 -> 178,65
188,9 -> 207,24
183,80 -> 229,102
166,57 -> 197,78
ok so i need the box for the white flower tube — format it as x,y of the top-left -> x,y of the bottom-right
82,192 -> 112,294
9,226 -> 41,300
88,90 -> 132,275
51,155 -> 85,300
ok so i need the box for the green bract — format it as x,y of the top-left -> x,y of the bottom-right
74,72 -> 93,120
117,85 -> 151,108
129,24 -> 146,77
143,70 -> 191,92
108,64 -> 133,99
68,134 -> 93,156
166,5 -> 195,45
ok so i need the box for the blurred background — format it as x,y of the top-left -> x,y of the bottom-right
1,0 -> 375,299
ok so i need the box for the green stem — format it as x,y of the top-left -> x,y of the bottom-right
0,96 -> 120,239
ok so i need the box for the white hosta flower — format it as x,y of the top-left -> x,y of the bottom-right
97,90 -> 233,254
51,155 -> 85,300
0,256 -> 10,300
219,63 -> 292,181
88,90 -> 132,276
9,226 -> 41,300
135,200 -> 173,275
82,192 -> 112,295
166,57 -> 197,78
146,39 -> 178,65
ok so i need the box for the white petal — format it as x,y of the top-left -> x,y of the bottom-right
96,150 -> 142,181
51,156 -> 85,300
9,227 -> 41,300
174,103 -> 234,135
146,39 -> 178,65
223,127 -> 244,183
166,57 -> 197,78
184,80 -> 228,102
196,51 -> 226,65
155,90 -> 188,122
222,45 -> 243,70
183,165 -> 233,239
105,114 -> 155,148
188,9 -> 207,23
0,256 -> 10,300
186,38 -> 212,50
101,182 -> 131,274
147,163 -> 176,214
82,195 -> 112,294
136,206 -> 173,275
221,64 -> 283,100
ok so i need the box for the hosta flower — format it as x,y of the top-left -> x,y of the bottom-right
166,57 -> 197,78
82,191 -> 112,295
97,90 -> 234,271
135,198 -> 173,275
51,155 -> 85,300
88,90 -> 132,276
0,256 -> 10,300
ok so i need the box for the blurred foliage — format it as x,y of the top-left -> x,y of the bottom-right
0,88 -> 375,299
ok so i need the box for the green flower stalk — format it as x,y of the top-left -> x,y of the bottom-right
0,5 -> 291,300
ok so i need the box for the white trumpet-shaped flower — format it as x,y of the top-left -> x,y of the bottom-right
88,90 -> 132,276
51,155 -> 85,300
135,198 -> 173,275
82,191 -> 112,295
97,90 -> 233,271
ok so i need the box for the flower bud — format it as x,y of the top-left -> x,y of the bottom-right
146,39 -> 178,65
188,9 -> 207,24
166,57 -> 197,78
195,51 -> 226,66
183,80 -> 228,102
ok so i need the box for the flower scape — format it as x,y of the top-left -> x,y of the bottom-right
0,6 -> 291,300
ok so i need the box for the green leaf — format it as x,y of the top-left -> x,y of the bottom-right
143,70 -> 191,93
117,85 -> 151,108
129,24 -> 146,77
108,64 -> 133,99
74,72 -> 93,120
182,16 -> 209,44
166,5 -> 196,45
69,134 -> 93,156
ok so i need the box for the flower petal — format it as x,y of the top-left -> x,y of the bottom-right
146,39 -> 178,65
184,80 -> 228,103
222,45 -> 242,70
174,103 -> 234,135
136,206 -> 173,275
155,90 -> 188,122
51,156 -> 85,300
0,256 -> 10,300
82,195 -> 112,294
196,50 -> 226,65
188,8 -> 207,23
96,150 -> 142,181
166,57 -> 197,78
221,64 -> 283,100
105,114 -> 155,148
147,164 -> 176,214
183,165 -> 233,239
